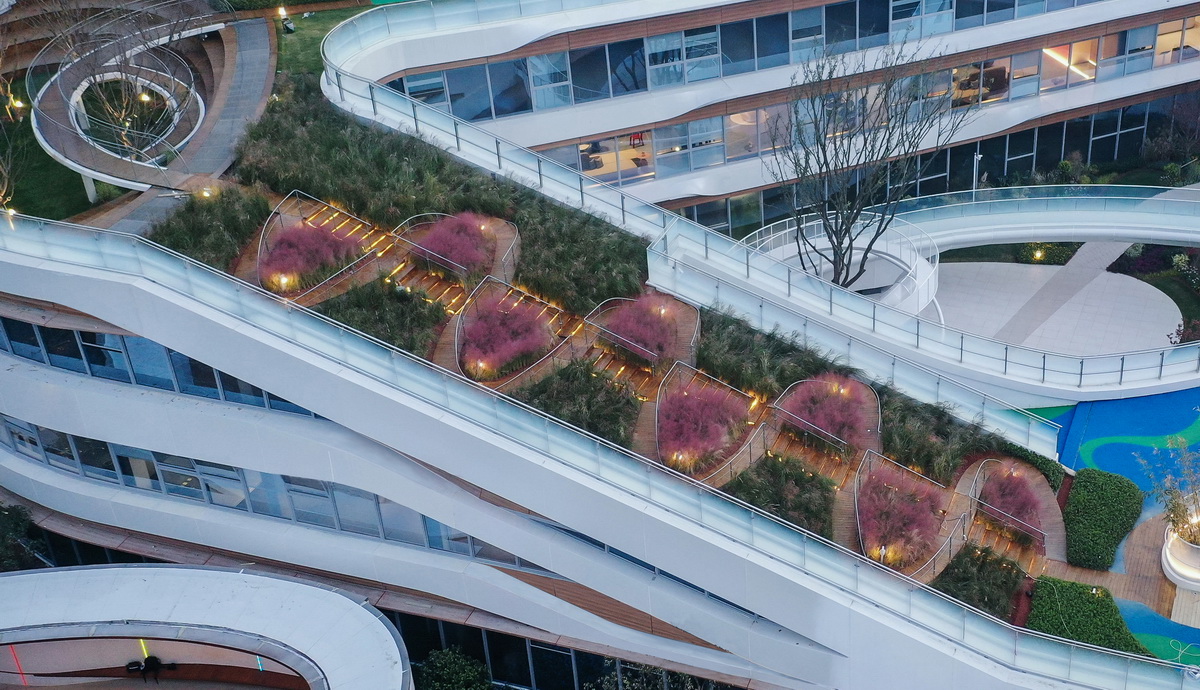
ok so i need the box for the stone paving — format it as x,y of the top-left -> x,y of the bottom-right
928,242 -> 1181,356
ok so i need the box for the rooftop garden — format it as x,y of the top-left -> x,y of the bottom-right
1026,578 -> 1151,656
510,359 -> 640,447
930,545 -> 1024,620
458,285 -> 558,382
858,465 -> 944,569
725,453 -> 836,539
657,371 -> 753,474
776,374 -> 872,454
259,221 -> 363,292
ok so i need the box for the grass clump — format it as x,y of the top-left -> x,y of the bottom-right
931,545 -> 1024,619
510,359 -> 640,447
1026,577 -> 1150,655
1063,468 -> 1142,570
858,465 -> 944,569
236,74 -> 645,313
878,385 -> 995,484
696,308 -> 852,397
312,280 -> 447,358
724,454 -> 836,539
147,186 -> 271,271
657,383 -> 748,472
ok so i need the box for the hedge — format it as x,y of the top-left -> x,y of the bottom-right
1063,468 -> 1143,570
930,545 -> 1024,619
1026,577 -> 1150,655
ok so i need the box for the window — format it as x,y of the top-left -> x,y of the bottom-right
568,46 -> 611,103
267,393 -> 312,416
169,351 -> 220,399
720,20 -> 756,76
646,33 -> 684,88
39,327 -> 86,373
955,0 -> 984,30
1,317 -> 43,362
985,0 -> 1014,24
283,475 -> 337,527
825,2 -> 858,51
5,420 -> 42,461
124,337 -> 175,390
37,427 -> 77,472
607,39 -> 647,96
78,332 -> 131,383
951,63 -> 982,108
1098,26 -> 1156,79
155,453 -> 205,501
198,461 -> 248,511
859,0 -> 890,47
980,57 -> 1011,105
113,445 -> 161,492
1041,45 -> 1070,92
332,483 -> 381,536
405,71 -> 447,108
243,470 -> 293,517
1010,51 -> 1040,98
618,131 -> 654,183
578,136 -> 619,183
424,517 -> 471,554
488,59 -> 533,117
791,8 -> 823,60
683,26 -> 720,81
755,14 -> 790,69
73,436 -> 117,482
528,52 -> 570,109
1068,39 -> 1098,86
378,496 -> 426,545
445,65 -> 494,121
725,110 -> 761,162
217,371 -> 266,407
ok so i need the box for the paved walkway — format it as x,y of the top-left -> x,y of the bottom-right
931,242 -> 1181,356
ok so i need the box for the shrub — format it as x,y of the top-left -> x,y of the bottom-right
1108,244 -> 1182,275
930,545 -> 1024,619
657,383 -> 748,471
313,281 -> 447,357
236,74 -> 645,313
725,454 -> 837,539
510,359 -> 640,448
461,294 -> 554,380
857,465 -> 944,568
879,386 -> 994,484
148,186 -> 271,271
415,213 -> 495,276
603,294 -> 674,364
414,647 -> 491,690
1017,242 -> 1081,265
979,461 -> 1042,532
1063,468 -> 1142,570
778,373 -> 869,452
1026,577 -> 1151,655
0,505 -> 45,572
696,308 -> 853,397
260,223 -> 361,289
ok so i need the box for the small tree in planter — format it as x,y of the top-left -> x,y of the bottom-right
1141,437 -> 1200,546
413,212 -> 497,281
858,465 -> 944,569
978,461 -> 1042,540
600,294 -> 675,367
777,374 -> 869,454
658,382 -> 750,473
461,292 -> 554,381
415,647 -> 491,690
260,223 -> 361,292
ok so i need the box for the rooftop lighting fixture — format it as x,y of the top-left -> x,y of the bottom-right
139,93 -> 151,102
278,6 -> 288,18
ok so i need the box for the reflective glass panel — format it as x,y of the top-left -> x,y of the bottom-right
78,332 -> 131,383
73,436 -> 117,482
124,337 -> 175,390
114,445 -> 161,491
405,72 -> 446,105
720,20 -> 756,76
169,351 -> 220,399
378,496 -> 426,545
332,483 -> 381,536
826,2 -> 858,50
488,59 -> 533,117
1,318 -> 43,362
607,39 -> 647,96
204,475 -> 249,511
1041,46 -> 1069,92
756,14 -> 790,68
217,371 -> 266,407
38,327 -> 86,373
445,65 -> 494,121
37,427 -> 77,471
244,470 -> 293,517
569,46 -> 611,103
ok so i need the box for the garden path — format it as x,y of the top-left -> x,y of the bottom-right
1043,515 -> 1175,616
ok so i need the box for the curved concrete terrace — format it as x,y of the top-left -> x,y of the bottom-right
0,564 -> 413,689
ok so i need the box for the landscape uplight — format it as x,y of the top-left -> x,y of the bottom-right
139,93 -> 151,102
278,6 -> 288,18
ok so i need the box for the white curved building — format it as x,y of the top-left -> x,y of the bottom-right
5,0 -> 1200,688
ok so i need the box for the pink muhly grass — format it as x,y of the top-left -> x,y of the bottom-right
658,382 -> 749,471
858,466 -> 944,568
779,373 -> 868,450
604,294 -> 674,362
979,461 -> 1042,531
261,223 -> 361,282
461,293 -> 553,380
416,213 -> 496,275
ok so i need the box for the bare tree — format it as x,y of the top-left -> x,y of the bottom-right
0,14 -> 28,209
769,44 -> 973,288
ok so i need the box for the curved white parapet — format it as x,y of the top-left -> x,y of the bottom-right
0,565 -> 413,689
1162,529 -> 1200,593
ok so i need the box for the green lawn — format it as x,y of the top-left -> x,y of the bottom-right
276,8 -> 369,76
7,84 -> 91,220
940,244 -> 1022,264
